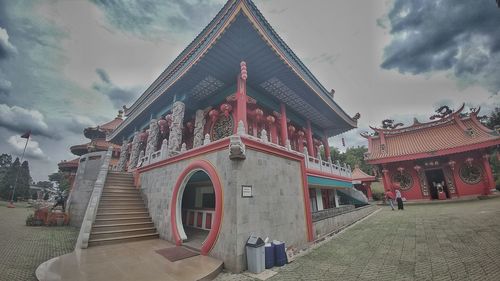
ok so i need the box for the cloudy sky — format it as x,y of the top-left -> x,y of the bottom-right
0,0 -> 499,181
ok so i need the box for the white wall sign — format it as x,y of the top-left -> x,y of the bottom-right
242,185 -> 252,198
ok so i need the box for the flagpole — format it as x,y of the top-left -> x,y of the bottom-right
8,135 -> 30,207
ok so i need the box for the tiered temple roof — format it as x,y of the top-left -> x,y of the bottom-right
109,0 -> 357,142
351,166 -> 376,183
363,105 -> 500,164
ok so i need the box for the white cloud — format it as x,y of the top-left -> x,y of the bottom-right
0,104 -> 52,138
7,135 -> 48,161
0,27 -> 17,57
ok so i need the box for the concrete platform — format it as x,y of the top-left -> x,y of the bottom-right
36,239 -> 223,281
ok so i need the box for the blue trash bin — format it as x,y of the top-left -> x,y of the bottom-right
273,241 -> 287,267
265,243 -> 275,269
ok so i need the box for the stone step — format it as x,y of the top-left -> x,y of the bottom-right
107,174 -> 134,179
101,193 -> 141,198
98,202 -> 145,208
107,172 -> 133,177
102,188 -> 139,194
88,232 -> 159,247
91,222 -> 155,232
100,198 -> 143,202
96,212 -> 150,219
105,180 -> 135,186
94,217 -> 152,225
97,207 -> 147,214
104,185 -> 136,190
90,227 -> 157,240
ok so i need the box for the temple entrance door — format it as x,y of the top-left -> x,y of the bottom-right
179,170 -> 215,251
425,169 -> 449,199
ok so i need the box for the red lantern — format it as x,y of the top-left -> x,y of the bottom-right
158,119 -> 168,134
165,114 -> 173,127
266,115 -> 275,124
466,157 -> 474,167
186,121 -> 194,132
139,130 -> 149,143
413,165 -> 421,172
220,103 -> 232,117
448,160 -> 456,170
397,167 -> 405,174
297,130 -> 305,138
255,108 -> 264,122
209,109 -> 219,122
288,125 -> 296,135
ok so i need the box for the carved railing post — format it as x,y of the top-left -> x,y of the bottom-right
128,132 -> 141,170
145,119 -> 159,157
193,109 -> 206,148
168,101 -> 185,153
160,139 -> 169,160
116,140 -> 128,172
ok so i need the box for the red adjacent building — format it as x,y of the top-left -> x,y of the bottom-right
363,105 -> 499,201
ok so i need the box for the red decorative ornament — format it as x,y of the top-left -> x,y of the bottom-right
288,125 -> 295,135
139,130 -> 149,142
397,167 -> 405,174
158,119 -> 168,134
448,160 -> 456,170
186,121 -> 194,132
255,108 -> 264,122
297,130 -> 305,138
413,165 -> 421,172
465,157 -> 474,167
209,109 -> 219,122
219,103 -> 232,117
266,115 -> 275,124
165,114 -> 173,127
240,61 -> 247,80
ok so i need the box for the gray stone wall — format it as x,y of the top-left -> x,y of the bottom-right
68,151 -> 107,227
312,205 -> 377,240
233,149 -> 308,272
139,147 -> 309,272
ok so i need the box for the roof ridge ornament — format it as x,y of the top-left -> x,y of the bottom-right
430,105 -> 453,120
381,119 -> 404,130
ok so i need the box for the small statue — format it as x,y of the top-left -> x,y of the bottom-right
382,119 -> 404,129
430,105 -> 453,120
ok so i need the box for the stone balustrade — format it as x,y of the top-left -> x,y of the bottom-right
304,155 -> 352,178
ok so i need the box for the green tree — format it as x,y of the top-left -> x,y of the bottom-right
484,107 -> 500,129
48,172 -> 71,191
0,158 -> 20,200
16,161 -> 32,200
343,146 -> 373,175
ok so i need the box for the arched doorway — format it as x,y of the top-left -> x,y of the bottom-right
170,160 -> 223,255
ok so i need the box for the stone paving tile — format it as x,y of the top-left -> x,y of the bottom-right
215,197 -> 500,281
0,201 -> 78,281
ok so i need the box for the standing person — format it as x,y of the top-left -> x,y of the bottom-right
385,190 -> 395,211
395,189 -> 404,210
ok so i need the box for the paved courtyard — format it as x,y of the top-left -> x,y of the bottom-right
0,201 -> 78,281
217,197 -> 500,281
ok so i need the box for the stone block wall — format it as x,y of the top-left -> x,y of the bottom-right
312,205 -> 377,240
138,146 -> 310,272
68,151 -> 106,227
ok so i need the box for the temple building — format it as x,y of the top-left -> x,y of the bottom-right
352,165 -> 377,201
62,0 -> 378,274
58,111 -> 124,187
363,105 -> 500,201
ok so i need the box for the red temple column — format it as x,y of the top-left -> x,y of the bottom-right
306,120 -> 314,157
366,182 -> 373,201
322,136 -> 331,162
280,103 -> 288,147
482,154 -> 494,195
236,61 -> 248,131
381,168 -> 392,192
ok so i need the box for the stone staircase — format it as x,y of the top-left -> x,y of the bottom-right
88,171 -> 159,246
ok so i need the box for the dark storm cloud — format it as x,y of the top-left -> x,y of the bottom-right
381,0 -> 500,94
0,103 -> 57,139
90,0 -> 222,39
93,68 -> 140,109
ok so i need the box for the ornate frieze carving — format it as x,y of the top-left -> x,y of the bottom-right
415,169 -> 430,197
168,101 -> 185,152
116,140 -> 128,172
229,135 -> 246,160
193,109 -> 206,148
128,132 -> 141,170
